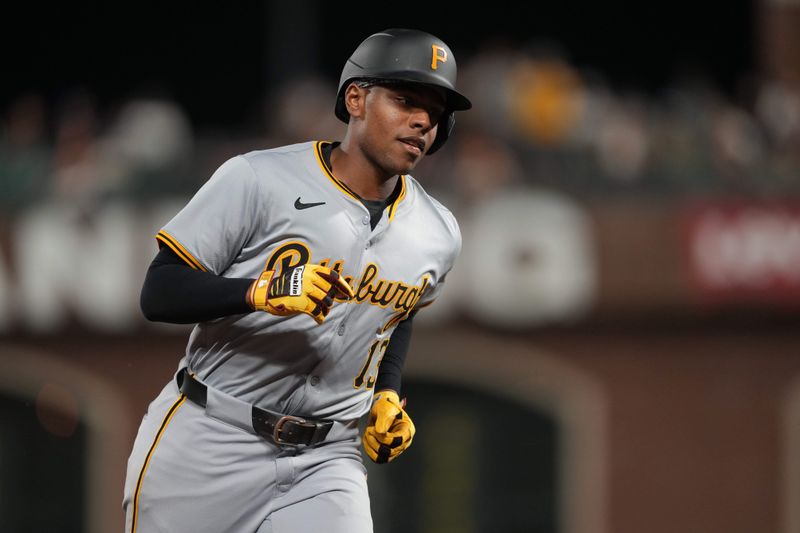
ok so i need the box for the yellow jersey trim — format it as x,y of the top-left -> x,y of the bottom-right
387,177 -> 406,221
313,141 -> 407,220
130,394 -> 187,533
155,230 -> 207,272
314,141 -> 361,201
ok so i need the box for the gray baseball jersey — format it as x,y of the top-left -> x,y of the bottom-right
123,140 -> 461,532
157,140 -> 459,419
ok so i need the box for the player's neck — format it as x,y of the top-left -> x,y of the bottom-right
329,144 -> 399,201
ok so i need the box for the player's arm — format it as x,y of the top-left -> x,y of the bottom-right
374,311 -> 416,395
362,312 -> 417,463
140,246 -> 254,324
141,246 -> 354,324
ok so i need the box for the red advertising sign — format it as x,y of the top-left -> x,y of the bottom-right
683,201 -> 800,305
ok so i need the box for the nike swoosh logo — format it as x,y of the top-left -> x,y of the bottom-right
294,197 -> 326,210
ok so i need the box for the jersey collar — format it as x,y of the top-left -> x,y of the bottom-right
314,141 -> 407,221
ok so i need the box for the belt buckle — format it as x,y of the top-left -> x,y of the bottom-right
273,415 -> 308,445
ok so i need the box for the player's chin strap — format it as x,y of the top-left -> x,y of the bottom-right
177,368 -> 333,446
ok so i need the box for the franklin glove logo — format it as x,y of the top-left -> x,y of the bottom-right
289,265 -> 305,296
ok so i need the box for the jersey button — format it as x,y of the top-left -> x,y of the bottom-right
337,323 -> 346,336
364,241 -> 371,250
361,215 -> 370,225
309,376 -> 320,386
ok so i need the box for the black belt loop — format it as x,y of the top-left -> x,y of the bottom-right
177,367 -> 207,407
176,367 -> 333,446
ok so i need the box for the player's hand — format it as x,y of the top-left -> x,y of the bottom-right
249,263 -> 355,324
362,389 -> 415,463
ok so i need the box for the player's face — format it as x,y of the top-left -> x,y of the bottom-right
358,83 -> 447,174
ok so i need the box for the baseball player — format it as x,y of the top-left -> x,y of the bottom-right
123,28 -> 471,533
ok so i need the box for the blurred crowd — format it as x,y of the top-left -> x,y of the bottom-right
2,41 -> 800,214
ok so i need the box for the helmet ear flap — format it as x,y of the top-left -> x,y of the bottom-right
426,112 -> 455,155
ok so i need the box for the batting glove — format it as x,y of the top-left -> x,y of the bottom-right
362,389 -> 415,463
249,263 -> 355,324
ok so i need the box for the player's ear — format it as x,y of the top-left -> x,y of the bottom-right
344,83 -> 368,120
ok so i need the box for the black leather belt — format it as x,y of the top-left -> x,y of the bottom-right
176,368 -> 333,446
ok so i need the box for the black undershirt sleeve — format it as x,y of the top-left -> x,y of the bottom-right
374,311 -> 417,396
140,246 -> 254,324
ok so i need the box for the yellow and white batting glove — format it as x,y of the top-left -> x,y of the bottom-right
362,389 -> 415,463
249,263 -> 355,325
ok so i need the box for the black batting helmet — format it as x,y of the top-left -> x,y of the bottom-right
335,28 -> 472,155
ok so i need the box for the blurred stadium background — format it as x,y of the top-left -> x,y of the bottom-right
2,1 -> 799,532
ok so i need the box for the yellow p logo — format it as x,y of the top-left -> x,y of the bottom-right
431,45 -> 448,70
